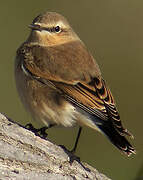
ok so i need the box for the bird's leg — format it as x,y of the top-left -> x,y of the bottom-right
25,123 -> 55,139
71,127 -> 82,153
60,127 -> 82,164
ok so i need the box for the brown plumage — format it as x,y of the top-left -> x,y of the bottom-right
15,12 -> 136,156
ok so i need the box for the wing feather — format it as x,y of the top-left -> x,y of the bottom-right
54,78 -> 133,137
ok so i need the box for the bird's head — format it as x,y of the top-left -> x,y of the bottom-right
28,12 -> 80,46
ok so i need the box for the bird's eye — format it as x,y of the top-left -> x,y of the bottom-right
54,26 -> 61,33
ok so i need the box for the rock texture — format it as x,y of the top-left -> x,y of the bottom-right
0,113 -> 111,180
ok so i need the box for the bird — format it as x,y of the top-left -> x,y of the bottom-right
15,11 -> 136,156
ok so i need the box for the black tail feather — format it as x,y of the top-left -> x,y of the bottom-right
97,121 -> 136,156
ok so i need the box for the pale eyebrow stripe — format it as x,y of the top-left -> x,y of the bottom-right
34,21 -> 68,29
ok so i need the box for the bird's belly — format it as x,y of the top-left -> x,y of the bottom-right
38,100 -> 101,132
15,67 -> 77,127
40,101 -> 77,127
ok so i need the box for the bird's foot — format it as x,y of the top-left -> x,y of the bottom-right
25,123 -> 49,139
59,145 -> 80,164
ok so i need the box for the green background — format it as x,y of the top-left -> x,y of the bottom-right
0,1 -> 142,179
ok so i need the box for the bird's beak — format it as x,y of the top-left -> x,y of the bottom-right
28,24 -> 42,31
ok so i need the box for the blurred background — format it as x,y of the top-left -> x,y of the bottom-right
0,0 -> 142,179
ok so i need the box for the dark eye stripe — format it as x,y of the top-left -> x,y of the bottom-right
30,24 -> 62,33
42,26 -> 61,33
